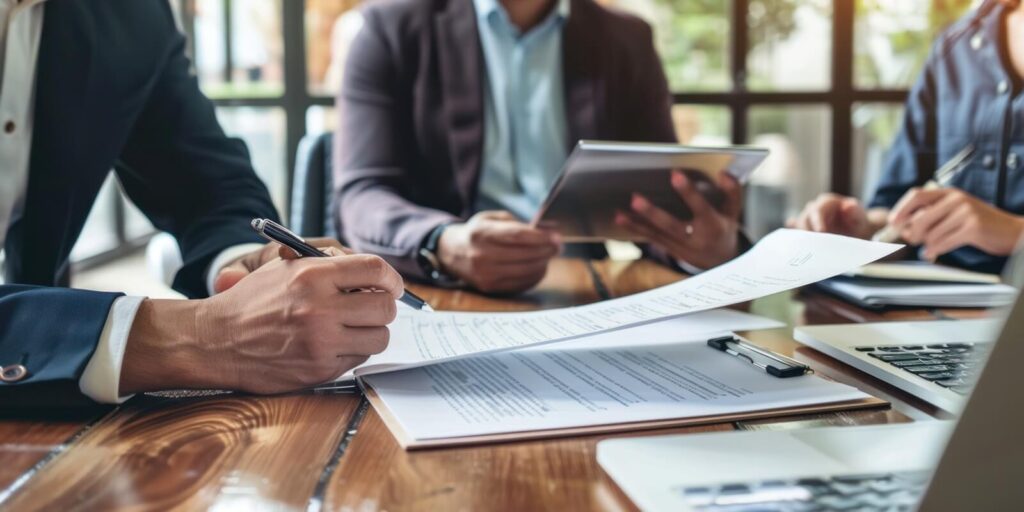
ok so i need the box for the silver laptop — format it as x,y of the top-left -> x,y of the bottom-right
598,279 -> 1024,511
793,318 -> 1000,412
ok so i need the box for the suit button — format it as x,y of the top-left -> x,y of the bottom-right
1009,153 -> 1019,170
3,120 -> 14,134
998,80 -> 1009,95
971,33 -> 984,50
0,364 -> 28,382
982,154 -> 996,168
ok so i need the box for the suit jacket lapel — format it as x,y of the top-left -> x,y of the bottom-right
435,0 -> 485,212
562,0 -> 600,146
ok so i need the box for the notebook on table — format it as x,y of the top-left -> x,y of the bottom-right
817,262 -> 1016,309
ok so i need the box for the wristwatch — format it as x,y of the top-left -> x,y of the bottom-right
418,223 -> 462,286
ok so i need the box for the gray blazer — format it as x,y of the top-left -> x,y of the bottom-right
334,0 -> 676,278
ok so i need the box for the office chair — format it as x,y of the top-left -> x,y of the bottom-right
289,132 -> 339,239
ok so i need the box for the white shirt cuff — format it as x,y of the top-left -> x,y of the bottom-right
79,296 -> 145,404
205,243 -> 265,295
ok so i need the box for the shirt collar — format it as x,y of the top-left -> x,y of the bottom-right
472,0 -> 570,33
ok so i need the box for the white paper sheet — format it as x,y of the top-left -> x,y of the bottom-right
346,230 -> 898,379
363,339 -> 869,441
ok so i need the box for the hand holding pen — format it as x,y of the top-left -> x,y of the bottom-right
252,219 -> 434,311
871,145 -> 975,244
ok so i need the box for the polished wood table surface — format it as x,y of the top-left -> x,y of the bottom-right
0,258 -> 988,511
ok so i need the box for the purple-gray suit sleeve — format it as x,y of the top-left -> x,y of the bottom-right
333,10 -> 458,278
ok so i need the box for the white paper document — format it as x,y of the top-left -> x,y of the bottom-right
346,230 -> 899,379
363,338 -> 870,442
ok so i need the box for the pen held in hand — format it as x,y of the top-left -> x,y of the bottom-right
870,144 -> 975,244
251,218 -> 434,312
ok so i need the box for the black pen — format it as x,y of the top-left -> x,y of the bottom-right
251,218 -> 434,312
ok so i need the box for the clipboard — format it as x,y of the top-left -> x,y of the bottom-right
362,381 -> 888,451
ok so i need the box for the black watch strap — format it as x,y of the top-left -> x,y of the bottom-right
418,223 -> 460,285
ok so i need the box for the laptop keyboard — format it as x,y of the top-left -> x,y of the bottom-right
678,471 -> 930,511
854,343 -> 988,395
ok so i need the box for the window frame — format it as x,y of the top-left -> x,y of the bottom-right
193,0 -> 910,201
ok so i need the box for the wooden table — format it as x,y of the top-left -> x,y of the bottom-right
0,259 -> 987,511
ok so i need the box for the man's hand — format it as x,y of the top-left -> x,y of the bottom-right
890,188 -> 1024,261
437,211 -> 561,294
786,193 -> 877,239
614,171 -> 742,270
120,249 -> 404,395
213,238 -> 348,293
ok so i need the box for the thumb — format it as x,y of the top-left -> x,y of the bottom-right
213,265 -> 250,293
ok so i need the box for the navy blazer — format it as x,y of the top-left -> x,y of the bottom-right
870,0 -> 1024,274
0,0 -> 278,407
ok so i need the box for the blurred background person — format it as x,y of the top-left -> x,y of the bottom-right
789,0 -> 1024,275
333,0 -> 745,295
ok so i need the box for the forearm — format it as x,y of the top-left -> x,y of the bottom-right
119,299 -> 216,395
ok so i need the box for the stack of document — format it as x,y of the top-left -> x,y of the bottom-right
817,262 -> 1017,309
337,230 -> 901,448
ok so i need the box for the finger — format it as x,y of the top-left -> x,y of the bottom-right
901,194 -> 964,245
335,326 -> 391,356
335,292 -> 399,327
922,223 -> 973,261
476,210 -> 518,222
278,244 -> 302,260
213,265 -> 250,293
476,221 -> 559,247
921,210 -> 969,259
791,208 -> 813,231
301,254 -> 405,299
475,241 -> 561,263
716,172 -> 743,220
615,210 -> 687,253
890,188 -> 949,226
331,355 -> 370,380
671,171 -> 713,218
306,237 -> 352,254
809,199 -> 842,233
630,193 -> 695,240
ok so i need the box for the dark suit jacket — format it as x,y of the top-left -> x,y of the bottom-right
0,0 -> 279,407
333,0 -> 676,278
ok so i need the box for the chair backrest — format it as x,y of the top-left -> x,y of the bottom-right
289,132 -> 337,239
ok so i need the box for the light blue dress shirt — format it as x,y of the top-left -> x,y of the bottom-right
472,0 -> 570,220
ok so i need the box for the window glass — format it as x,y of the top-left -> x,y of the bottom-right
71,175 -> 121,262
851,102 -> 904,202
672,105 -> 731,146
307,0 -> 364,96
747,0 -> 832,91
192,0 -> 284,99
307,105 -> 337,135
610,0 -> 731,92
854,0 -> 973,89
746,105 -> 832,239
216,107 -> 289,214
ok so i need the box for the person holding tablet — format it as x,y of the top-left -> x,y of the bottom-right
789,0 -> 1024,274
334,0 -> 745,294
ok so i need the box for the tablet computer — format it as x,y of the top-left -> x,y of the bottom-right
531,141 -> 769,242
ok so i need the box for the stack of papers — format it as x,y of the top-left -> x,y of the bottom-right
820,262 -> 1016,308
363,312 -> 876,448
344,229 -> 901,380
340,230 -> 902,448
